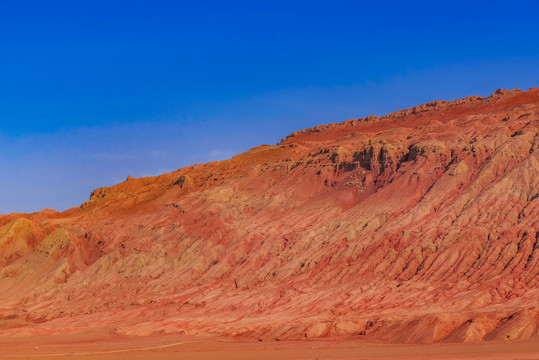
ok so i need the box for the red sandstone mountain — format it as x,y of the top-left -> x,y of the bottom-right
0,88 -> 538,343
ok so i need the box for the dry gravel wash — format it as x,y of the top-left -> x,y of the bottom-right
0,88 -> 538,344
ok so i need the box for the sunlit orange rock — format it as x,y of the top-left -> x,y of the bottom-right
0,88 -> 538,343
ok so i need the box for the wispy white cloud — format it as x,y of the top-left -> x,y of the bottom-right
208,149 -> 236,160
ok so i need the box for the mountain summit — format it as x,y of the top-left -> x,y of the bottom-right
0,88 -> 538,343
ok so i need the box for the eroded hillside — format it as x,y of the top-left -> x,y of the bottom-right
0,88 -> 538,343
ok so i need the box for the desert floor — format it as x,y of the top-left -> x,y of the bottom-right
0,332 -> 538,360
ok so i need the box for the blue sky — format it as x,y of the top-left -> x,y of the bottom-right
1,0 -> 538,213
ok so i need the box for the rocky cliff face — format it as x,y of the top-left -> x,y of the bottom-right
0,88 -> 538,343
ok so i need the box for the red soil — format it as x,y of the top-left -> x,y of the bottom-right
0,88 -> 538,346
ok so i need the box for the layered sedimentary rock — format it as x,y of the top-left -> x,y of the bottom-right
0,88 -> 538,343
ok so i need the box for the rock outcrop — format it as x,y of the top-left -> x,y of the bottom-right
0,88 -> 538,343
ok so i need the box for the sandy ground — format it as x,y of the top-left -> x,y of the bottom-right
0,333 -> 538,360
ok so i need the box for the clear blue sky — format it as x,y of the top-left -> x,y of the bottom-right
1,0 -> 538,213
